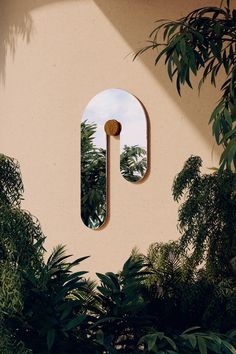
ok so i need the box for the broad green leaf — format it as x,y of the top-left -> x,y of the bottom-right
63,314 -> 86,331
180,39 -> 186,57
197,336 -> 207,354
222,340 -> 236,353
47,329 -> 56,350
96,272 -> 118,290
146,334 -> 158,351
164,336 -> 177,350
209,101 -> 224,123
187,334 -> 197,348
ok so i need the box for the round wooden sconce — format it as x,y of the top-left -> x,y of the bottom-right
104,119 -> 122,136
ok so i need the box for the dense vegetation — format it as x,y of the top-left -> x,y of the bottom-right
1,153 -> 236,353
135,0 -> 236,171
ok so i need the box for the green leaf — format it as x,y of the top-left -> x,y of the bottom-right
47,329 -> 56,350
93,317 -> 119,327
164,336 -> 177,350
167,59 -> 173,81
180,39 -> 186,57
197,336 -> 207,354
222,340 -> 236,353
176,76 -> 181,96
167,23 -> 179,40
228,330 -> 236,339
146,334 -> 158,351
63,314 -> 86,331
187,334 -> 197,349
224,108 -> 233,127
172,51 -> 181,71
209,101 -> 224,123
155,47 -> 169,65
221,127 -> 236,142
96,272 -> 118,290
193,31 -> 204,43
185,67 -> 193,89
227,141 -> 236,165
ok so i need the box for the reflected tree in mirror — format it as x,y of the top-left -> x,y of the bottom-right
120,145 -> 147,182
81,120 -> 106,229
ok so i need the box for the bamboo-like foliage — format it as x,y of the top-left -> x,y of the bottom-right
0,154 -> 45,352
135,0 -> 236,171
81,120 -> 107,228
139,328 -> 236,354
172,155 -> 236,279
120,145 -> 147,182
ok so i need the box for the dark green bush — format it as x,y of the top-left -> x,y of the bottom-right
135,0 -> 236,171
172,156 -> 236,280
1,154 -> 236,353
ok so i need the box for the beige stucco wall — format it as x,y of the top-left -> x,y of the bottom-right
0,0 -> 229,276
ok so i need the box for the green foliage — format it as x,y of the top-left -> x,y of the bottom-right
172,155 -> 236,279
81,120 -> 107,228
139,240 -> 236,333
93,255 -> 151,353
10,250 -> 96,353
1,153 -> 236,353
135,0 -> 236,171
0,154 -> 45,352
0,154 -> 44,269
139,329 -> 236,353
13,245 -> 94,353
0,321 -> 32,354
0,263 -> 23,314
0,155 -> 96,353
0,154 -> 23,206
120,145 -> 147,182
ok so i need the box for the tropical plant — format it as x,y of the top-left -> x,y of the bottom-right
137,240 -> 236,333
139,328 -> 236,353
141,241 -> 205,332
2,151 -> 236,353
93,255 -> 151,353
120,145 -> 147,182
0,327 -> 32,354
0,154 -> 97,353
12,245 -> 95,354
81,120 -> 107,228
0,154 -> 45,270
135,0 -> 236,171
0,154 -> 45,352
133,0 -> 236,340
172,155 -> 236,280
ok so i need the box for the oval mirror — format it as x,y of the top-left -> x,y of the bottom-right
81,88 -> 148,229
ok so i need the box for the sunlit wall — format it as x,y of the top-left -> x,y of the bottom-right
0,0 -> 227,276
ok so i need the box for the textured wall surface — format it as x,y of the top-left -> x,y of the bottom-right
0,0 -> 228,276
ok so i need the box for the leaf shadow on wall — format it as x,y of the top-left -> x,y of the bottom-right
0,0 -> 74,85
94,0 -> 225,158
0,0 -> 226,159
0,1 -> 33,84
